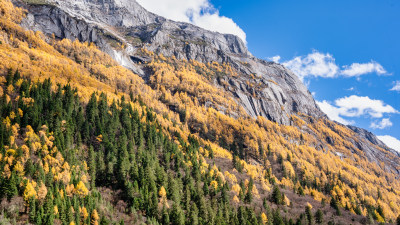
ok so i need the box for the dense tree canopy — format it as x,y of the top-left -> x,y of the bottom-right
0,1 -> 399,224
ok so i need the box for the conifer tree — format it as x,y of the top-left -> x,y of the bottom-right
273,209 -> 284,225
29,197 -> 36,223
330,198 -> 340,215
245,178 -> 254,203
305,204 -> 313,225
161,206 -> 170,225
315,209 -> 323,224
271,185 -> 283,205
6,172 -> 18,200
171,203 -> 185,225
190,203 -> 199,225
88,146 -> 97,188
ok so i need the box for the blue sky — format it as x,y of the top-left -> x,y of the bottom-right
137,0 -> 400,151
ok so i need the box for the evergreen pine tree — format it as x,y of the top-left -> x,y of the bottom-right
6,172 -> 19,200
245,178 -> 254,203
88,146 -> 97,188
161,206 -> 170,225
149,192 -> 158,218
271,185 -> 282,205
36,212 -> 42,225
238,206 -> 247,225
305,205 -> 313,225
298,186 -> 305,196
189,203 -> 199,225
29,197 -> 36,223
315,209 -> 323,224
330,198 -> 340,216
273,209 -> 284,225
171,203 -> 185,225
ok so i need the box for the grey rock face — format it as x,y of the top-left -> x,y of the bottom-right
347,125 -> 400,173
15,0 -> 323,125
14,0 -> 399,166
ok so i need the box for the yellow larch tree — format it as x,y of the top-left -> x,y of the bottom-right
75,181 -> 89,197
91,209 -> 100,225
37,183 -> 48,200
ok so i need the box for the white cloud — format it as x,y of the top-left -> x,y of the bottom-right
282,51 -> 339,81
316,100 -> 354,125
278,51 -> 388,81
316,96 -> 398,125
341,61 -> 387,77
370,118 -> 393,129
334,95 -> 398,118
377,135 -> 400,153
268,55 -> 281,63
135,0 -> 246,43
390,81 -> 400,91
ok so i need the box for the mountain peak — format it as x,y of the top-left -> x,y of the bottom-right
18,0 -> 322,125
1,1 -> 400,224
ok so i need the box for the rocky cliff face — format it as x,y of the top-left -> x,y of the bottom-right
14,0 -> 399,166
15,0 -> 324,125
347,125 -> 400,173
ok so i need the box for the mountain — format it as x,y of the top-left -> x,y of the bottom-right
17,0 -> 324,125
0,0 -> 399,224
17,0 -> 399,170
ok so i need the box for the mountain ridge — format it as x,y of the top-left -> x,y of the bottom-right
16,0 -> 326,126
1,0 -> 400,224
15,0 -> 399,162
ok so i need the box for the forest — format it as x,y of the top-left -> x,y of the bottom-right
0,0 -> 400,224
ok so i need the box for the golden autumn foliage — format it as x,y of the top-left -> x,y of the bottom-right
37,183 -> 47,200
0,0 -> 399,221
91,209 -> 100,225
231,184 -> 241,196
80,206 -> 89,220
158,186 -> 168,206
261,212 -> 268,224
75,181 -> 89,197
159,186 -> 167,198
232,195 -> 240,204
66,184 -> 75,197
23,180 -> 37,201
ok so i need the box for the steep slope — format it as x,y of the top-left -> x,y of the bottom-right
16,0 -> 323,125
15,0 -> 399,172
1,1 -> 400,224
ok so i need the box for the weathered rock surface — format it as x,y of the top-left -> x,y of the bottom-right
13,0 -> 399,166
15,0 -> 324,125
347,125 -> 400,173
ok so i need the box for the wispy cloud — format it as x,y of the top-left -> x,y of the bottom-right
282,51 -> 339,81
268,55 -> 281,63
334,95 -> 398,118
341,61 -> 387,77
316,95 -> 398,125
136,0 -> 246,43
377,135 -> 400,153
370,118 -> 393,129
316,100 -> 354,125
273,51 -> 388,81
390,81 -> 400,91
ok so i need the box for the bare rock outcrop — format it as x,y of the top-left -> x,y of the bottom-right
15,0 -> 324,125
